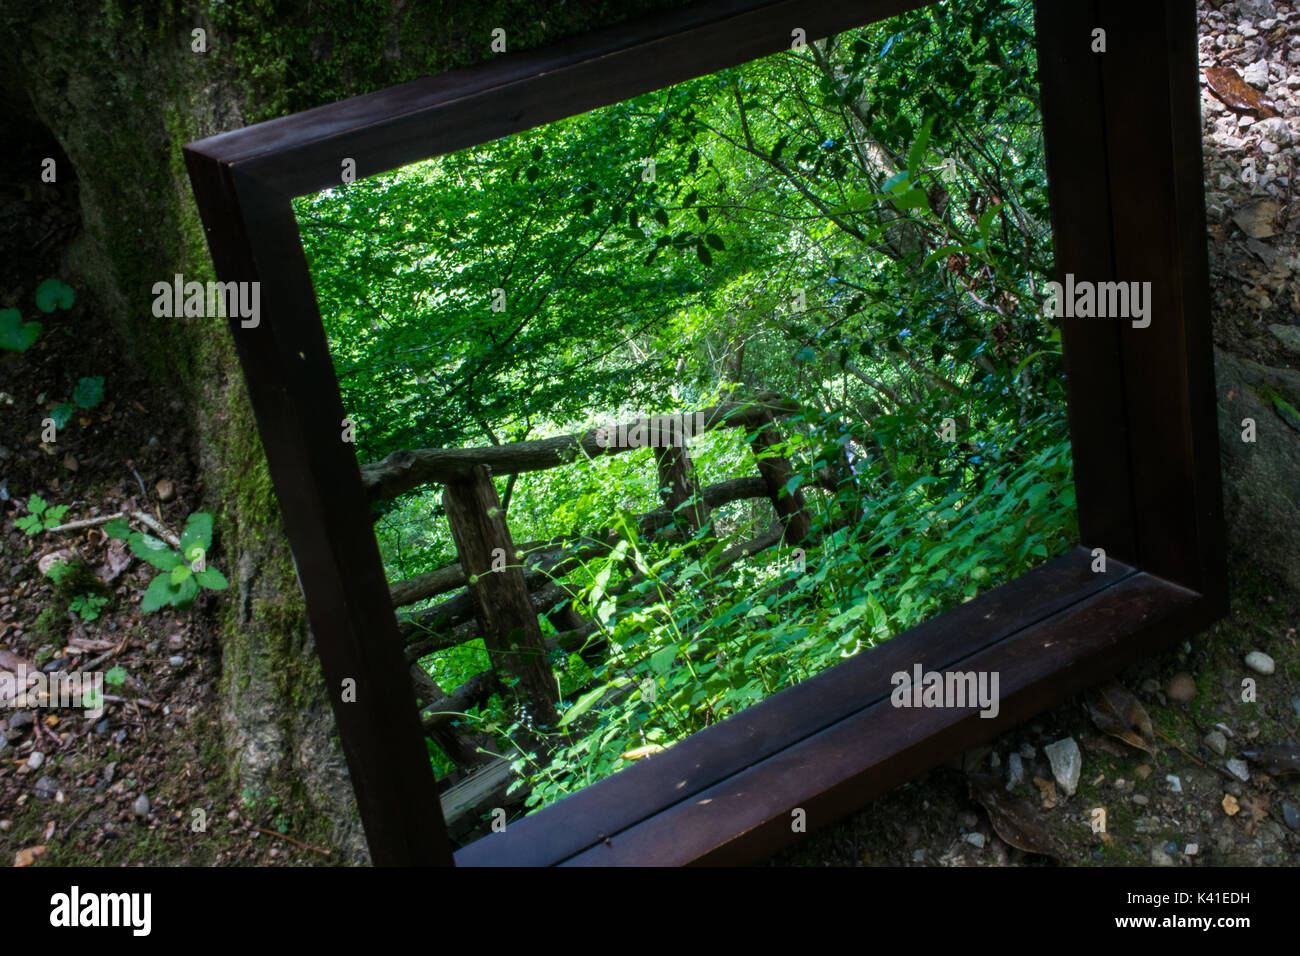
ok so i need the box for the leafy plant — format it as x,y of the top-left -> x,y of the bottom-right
105,666 -> 128,688
14,495 -> 69,535
50,375 -> 105,430
0,308 -> 41,352
69,593 -> 109,622
105,512 -> 229,612
34,278 -> 76,313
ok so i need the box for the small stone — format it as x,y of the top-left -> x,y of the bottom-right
62,454 -> 78,472
94,719 -> 111,735
965,832 -> 986,849
168,655 -> 185,667
133,794 -> 151,819
1227,758 -> 1250,782
1244,651 -> 1275,675
1139,678 -> 1160,697
1165,840 -> 1178,855
1150,847 -> 1176,866
1007,752 -> 1024,791
33,775 -> 58,799
1135,764 -> 1152,780
1204,730 -> 1228,756
0,819 -> 9,832
1018,743 -> 1036,759
26,751 -> 44,770
989,751 -> 1001,769
167,634 -> 185,650
1134,794 -> 1150,806
155,478 -> 176,502
1282,802 -> 1300,831
1167,673 -> 1197,702
1044,737 -> 1081,796
1242,59 -> 1271,88
911,848 -> 925,862
1185,843 -> 1199,856
1167,774 -> 1182,793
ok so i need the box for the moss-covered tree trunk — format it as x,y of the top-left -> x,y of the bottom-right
0,0 -> 692,861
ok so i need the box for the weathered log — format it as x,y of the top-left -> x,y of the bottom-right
654,439 -> 711,535
410,665 -> 494,770
443,466 -> 559,726
747,411 -> 812,545
362,392 -> 799,500
390,563 -> 466,608
421,669 -> 501,734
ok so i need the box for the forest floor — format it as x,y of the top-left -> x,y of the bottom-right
0,116 -> 328,866
2,0 -> 1298,869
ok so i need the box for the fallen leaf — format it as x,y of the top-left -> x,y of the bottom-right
1222,793 -> 1240,816
1241,743 -> 1300,776
100,538 -> 131,583
1233,201 -> 1280,240
968,774 -> 1062,859
1238,794 -> 1270,837
1085,681 -> 1158,756
1205,65 -> 1279,118
14,845 -> 46,867
1033,776 -> 1058,809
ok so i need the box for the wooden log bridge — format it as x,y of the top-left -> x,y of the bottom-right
371,392 -> 815,794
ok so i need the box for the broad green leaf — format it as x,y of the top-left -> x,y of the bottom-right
142,573 -> 178,612
195,567 -> 229,590
72,376 -> 105,409
650,645 -> 677,676
907,116 -> 935,180
0,309 -> 41,352
103,517 -> 131,540
170,564 -> 193,584
180,512 -> 215,553
49,403 -> 74,429
130,533 -> 182,571
34,278 -> 76,313
27,494 -> 47,516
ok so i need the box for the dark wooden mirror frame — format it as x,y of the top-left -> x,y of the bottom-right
184,0 -> 1225,866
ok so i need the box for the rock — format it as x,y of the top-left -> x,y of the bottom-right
62,454 -> 78,472
1242,59 -> 1271,88
8,710 -> 33,731
26,751 -> 44,770
1254,117 -> 1293,145
1216,350 -> 1300,599
1136,764 -> 1152,780
1232,200 -> 1281,238
167,634 -> 185,650
1204,730 -> 1228,756
965,832 -> 986,849
33,775 -> 58,799
1018,743 -> 1035,759
1150,847 -> 1176,866
1244,650 -> 1275,674
1007,752 -> 1025,791
1282,802 -> 1300,831
1166,774 -> 1182,793
133,794 -> 150,819
1227,758 -> 1250,781
1167,672 -> 1198,702
1237,0 -> 1275,19
911,848 -> 925,862
1185,843 -> 1199,856
1133,794 -> 1150,806
168,655 -> 185,667
1269,324 -> 1300,354
94,718 -> 110,735
1044,737 -> 1081,796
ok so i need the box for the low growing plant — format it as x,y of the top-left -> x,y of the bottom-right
104,512 -> 229,612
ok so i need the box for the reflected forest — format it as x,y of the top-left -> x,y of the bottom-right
293,0 -> 1077,834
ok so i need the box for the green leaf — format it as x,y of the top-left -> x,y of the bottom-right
0,308 -> 41,352
705,234 -> 725,250
130,533 -> 182,571
142,573 -> 177,612
907,116 -> 935,180
103,517 -> 131,540
49,403 -> 74,429
179,512 -> 215,554
195,566 -> 229,590
72,376 -> 105,409
891,188 -> 930,211
105,666 -> 128,687
27,494 -> 47,516
695,244 -> 713,267
34,278 -> 76,313
650,645 -> 676,676
170,564 -> 193,584
559,684 -> 609,727
977,206 -> 1000,241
